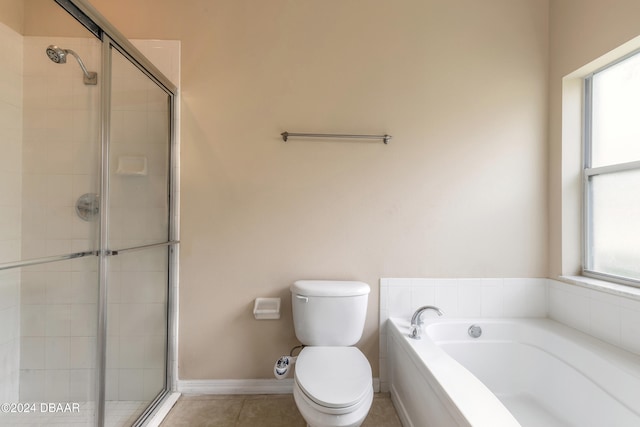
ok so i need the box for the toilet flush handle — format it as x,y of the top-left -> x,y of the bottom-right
295,295 -> 309,303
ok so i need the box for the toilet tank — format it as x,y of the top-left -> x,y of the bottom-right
291,280 -> 370,346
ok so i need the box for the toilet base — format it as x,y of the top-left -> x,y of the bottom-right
293,382 -> 373,427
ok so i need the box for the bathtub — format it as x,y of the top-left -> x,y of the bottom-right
387,317 -> 640,427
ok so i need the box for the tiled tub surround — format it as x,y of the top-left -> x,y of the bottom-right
547,278 -> 640,355
379,277 -> 640,393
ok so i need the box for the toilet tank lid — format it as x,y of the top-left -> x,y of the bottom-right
291,280 -> 370,297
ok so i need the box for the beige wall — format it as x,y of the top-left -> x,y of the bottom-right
0,0 -> 22,34
22,0 -> 550,379
548,0 -> 640,277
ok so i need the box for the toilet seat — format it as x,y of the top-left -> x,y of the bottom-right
294,346 -> 372,411
294,382 -> 373,417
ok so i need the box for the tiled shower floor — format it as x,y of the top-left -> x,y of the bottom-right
0,400 -> 148,426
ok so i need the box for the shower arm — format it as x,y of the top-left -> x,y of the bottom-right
66,48 -> 98,85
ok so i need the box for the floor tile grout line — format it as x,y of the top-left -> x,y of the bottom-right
234,397 -> 247,427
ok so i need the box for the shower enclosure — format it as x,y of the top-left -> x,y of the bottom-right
0,1 -> 178,426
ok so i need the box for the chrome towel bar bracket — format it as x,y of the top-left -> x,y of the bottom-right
281,131 -> 391,144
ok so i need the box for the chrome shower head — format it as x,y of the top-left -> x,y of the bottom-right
45,45 -> 97,85
46,45 -> 67,64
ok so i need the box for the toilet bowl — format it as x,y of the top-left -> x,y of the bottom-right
293,347 -> 373,427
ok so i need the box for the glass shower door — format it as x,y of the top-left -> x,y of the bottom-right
0,6 -> 103,424
104,46 -> 172,424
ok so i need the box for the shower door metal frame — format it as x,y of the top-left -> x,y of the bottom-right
54,1 -> 180,426
95,35 -> 111,427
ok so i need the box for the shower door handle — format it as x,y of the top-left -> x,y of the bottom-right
0,250 -> 97,271
106,240 -> 180,256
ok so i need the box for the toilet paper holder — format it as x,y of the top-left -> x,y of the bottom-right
253,297 -> 281,320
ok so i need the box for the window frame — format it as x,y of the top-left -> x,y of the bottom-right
582,49 -> 640,288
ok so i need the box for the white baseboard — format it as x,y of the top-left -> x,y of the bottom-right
178,379 -> 294,395
177,378 -> 381,395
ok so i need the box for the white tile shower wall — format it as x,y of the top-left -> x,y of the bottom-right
547,279 -> 640,356
20,36 -> 101,402
379,277 -> 548,392
0,21 -> 23,402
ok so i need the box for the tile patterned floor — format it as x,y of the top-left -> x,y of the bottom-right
160,393 -> 402,427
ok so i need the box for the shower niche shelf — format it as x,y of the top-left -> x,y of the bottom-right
116,156 -> 148,176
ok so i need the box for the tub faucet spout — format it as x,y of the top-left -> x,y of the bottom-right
408,306 -> 444,339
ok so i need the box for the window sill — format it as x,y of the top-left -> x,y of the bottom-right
558,275 -> 640,302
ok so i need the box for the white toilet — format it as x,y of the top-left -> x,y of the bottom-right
290,280 -> 373,427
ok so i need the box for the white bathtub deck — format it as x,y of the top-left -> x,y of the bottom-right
498,393 -> 572,427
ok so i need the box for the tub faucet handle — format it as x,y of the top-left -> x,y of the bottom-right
408,305 -> 443,339
408,324 -> 421,340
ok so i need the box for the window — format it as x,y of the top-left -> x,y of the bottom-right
584,50 -> 640,286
